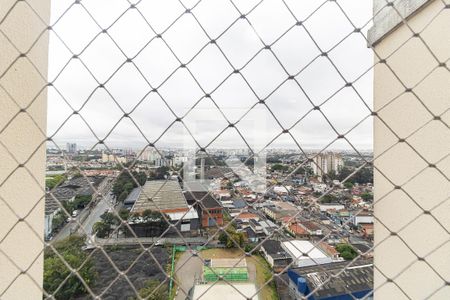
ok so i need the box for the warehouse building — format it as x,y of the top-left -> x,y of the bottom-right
130,180 -> 199,235
282,240 -> 340,268
287,259 -> 373,299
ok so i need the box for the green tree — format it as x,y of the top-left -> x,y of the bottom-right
73,195 -> 92,209
112,171 -> 147,199
320,194 -> 338,204
93,221 -> 111,238
150,166 -> 170,180
244,244 -> 255,252
344,181 -> 354,189
62,200 -> 75,215
52,211 -> 66,231
135,172 -> 147,186
123,182 -> 134,194
118,208 -> 130,221
335,243 -> 358,260
100,212 -> 118,226
361,192 -> 373,201
271,164 -> 288,172
228,232 -> 245,248
338,166 -> 373,184
218,225 -> 245,248
118,191 -> 129,202
44,236 -> 96,299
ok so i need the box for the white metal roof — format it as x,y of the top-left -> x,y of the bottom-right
166,206 -> 198,221
282,240 -> 331,265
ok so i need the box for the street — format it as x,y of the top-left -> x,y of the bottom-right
52,177 -> 115,242
79,192 -> 115,237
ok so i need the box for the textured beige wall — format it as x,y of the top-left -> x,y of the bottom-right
0,0 -> 50,299
374,0 -> 450,299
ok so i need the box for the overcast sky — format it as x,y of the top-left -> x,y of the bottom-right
47,0 -> 374,152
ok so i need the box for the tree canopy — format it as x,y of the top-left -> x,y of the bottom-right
320,194 -> 339,204
338,167 -> 373,184
44,236 -> 96,299
149,166 -> 170,180
112,171 -> 147,202
218,224 -> 245,248
361,192 -> 373,201
271,164 -> 288,172
335,243 -> 358,260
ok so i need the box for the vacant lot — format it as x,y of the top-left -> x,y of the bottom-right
77,246 -> 169,300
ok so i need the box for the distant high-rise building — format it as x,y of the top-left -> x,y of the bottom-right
101,151 -> 109,163
311,152 -> 343,177
101,151 -> 127,164
200,158 -> 205,181
66,143 -> 77,154
155,158 -> 173,167
139,148 -> 159,162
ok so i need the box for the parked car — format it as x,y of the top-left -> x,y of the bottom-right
72,210 -> 79,217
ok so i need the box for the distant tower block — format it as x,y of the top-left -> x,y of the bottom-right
200,158 -> 205,181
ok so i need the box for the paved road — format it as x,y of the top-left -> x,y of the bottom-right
79,192 -> 115,237
53,220 -> 73,241
174,251 -> 203,300
53,208 -> 89,242
53,178 -> 115,242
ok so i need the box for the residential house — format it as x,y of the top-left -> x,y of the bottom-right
298,221 -> 323,236
261,240 -> 293,272
287,223 -> 309,239
244,227 -> 258,243
44,195 -> 60,239
236,212 -> 260,224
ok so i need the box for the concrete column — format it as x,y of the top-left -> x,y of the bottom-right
371,0 -> 450,298
0,0 -> 50,299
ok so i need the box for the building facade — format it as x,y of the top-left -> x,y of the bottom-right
66,143 -> 77,154
310,152 -> 344,177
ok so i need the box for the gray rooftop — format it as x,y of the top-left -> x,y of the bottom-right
45,195 -> 60,215
124,187 -> 141,205
290,259 -> 373,299
131,180 -> 189,213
